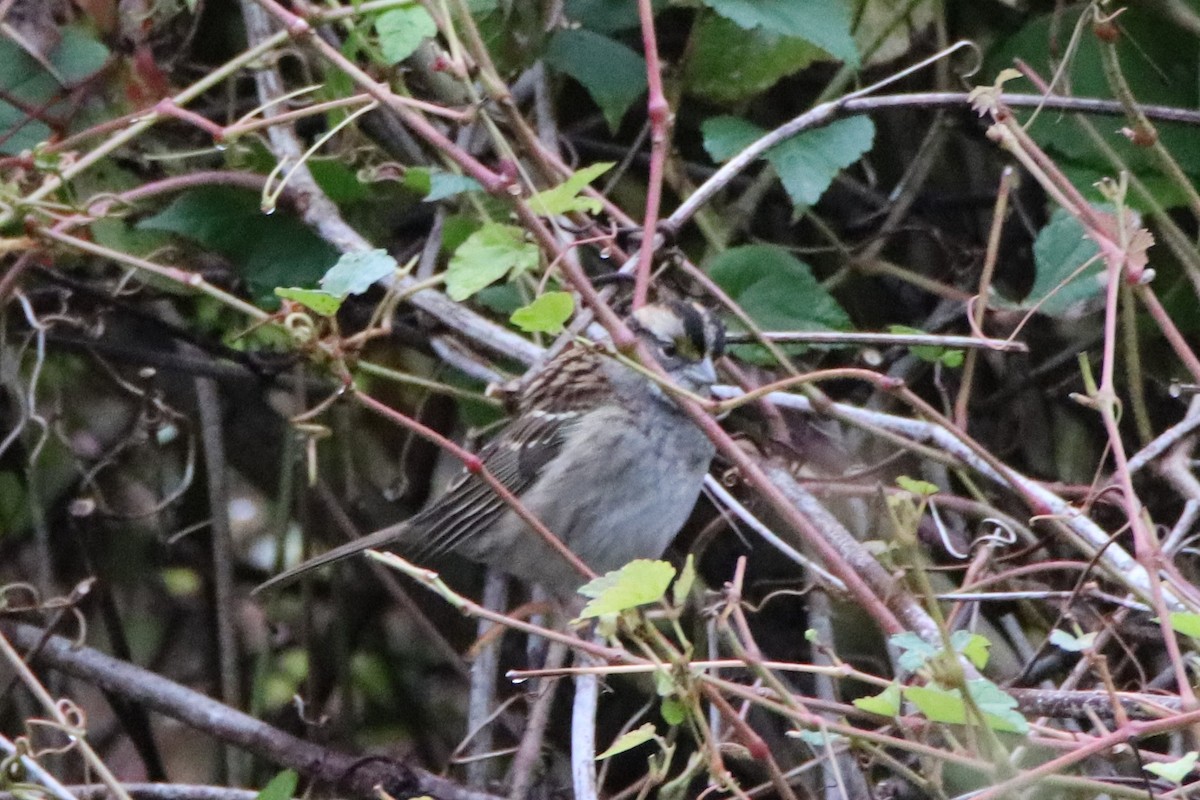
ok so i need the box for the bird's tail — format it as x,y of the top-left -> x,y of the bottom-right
251,521 -> 409,595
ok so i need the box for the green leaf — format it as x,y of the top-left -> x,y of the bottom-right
966,679 -> 1028,734
375,4 -> 438,64
160,567 -> 201,597
653,668 -> 674,697
47,27 -> 112,84
596,723 -> 657,760
321,249 -> 399,296
1167,612 -> 1200,639
1023,207 -> 1106,318
427,172 -> 484,202
404,167 -> 433,196
905,684 -> 965,724
951,631 -> 991,670
891,631 -> 991,672
0,102 -> 50,155
672,554 -> 696,606
940,349 -> 963,368
1048,629 -> 1097,653
510,292 -> 574,333
544,29 -> 647,132
445,223 -> 540,301
889,325 -> 964,368
987,6 -> 1200,203
699,0 -> 858,65
767,117 -> 875,207
309,160 -> 370,203
660,696 -> 687,726
255,770 -> 298,800
138,187 -> 338,300
790,728 -> 846,747
853,683 -> 902,717
474,283 -> 525,315
707,245 -> 850,353
577,559 -> 676,618
906,681 -> 1027,734
1145,751 -> 1199,785
0,26 -> 110,153
527,162 -> 613,215
890,632 -> 938,672
89,217 -> 171,258
701,116 -> 763,162
683,15 -> 821,102
275,287 -> 344,316
896,476 -> 938,497
702,116 -> 874,207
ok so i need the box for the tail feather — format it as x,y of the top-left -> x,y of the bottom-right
252,522 -> 408,595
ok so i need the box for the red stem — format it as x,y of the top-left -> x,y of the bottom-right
632,0 -> 668,309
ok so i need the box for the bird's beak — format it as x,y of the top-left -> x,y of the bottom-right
682,356 -> 717,389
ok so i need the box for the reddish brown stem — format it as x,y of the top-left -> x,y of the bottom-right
632,0 -> 668,309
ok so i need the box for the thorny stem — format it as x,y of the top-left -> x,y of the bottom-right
978,89 -> 1200,711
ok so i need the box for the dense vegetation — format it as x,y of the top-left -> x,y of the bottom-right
4,1 -> 1200,798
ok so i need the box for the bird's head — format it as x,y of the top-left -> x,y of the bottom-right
628,301 -> 726,393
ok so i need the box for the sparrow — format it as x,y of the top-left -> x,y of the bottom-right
255,300 -> 724,594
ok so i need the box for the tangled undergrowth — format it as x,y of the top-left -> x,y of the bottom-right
4,1 -> 1200,799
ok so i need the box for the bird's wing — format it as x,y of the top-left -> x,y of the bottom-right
415,409 -> 578,558
251,410 -> 579,595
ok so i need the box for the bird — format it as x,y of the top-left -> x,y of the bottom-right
254,300 -> 725,596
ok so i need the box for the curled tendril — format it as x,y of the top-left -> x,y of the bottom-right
846,40 -> 982,103
973,518 -> 1019,552
283,311 -> 317,344
720,466 -> 739,488
23,701 -> 87,759
0,737 -> 32,788
0,578 -> 93,641
928,499 -> 968,560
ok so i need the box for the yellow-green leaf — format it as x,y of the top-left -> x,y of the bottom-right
672,553 -> 696,606
528,162 -> 613,215
596,723 -> 657,760
275,287 -> 343,316
445,223 -> 540,301
576,559 -> 676,619
853,683 -> 901,717
1168,612 -> 1200,638
896,475 -> 939,496
1145,751 -> 1198,785
255,770 -> 298,800
510,291 -> 574,333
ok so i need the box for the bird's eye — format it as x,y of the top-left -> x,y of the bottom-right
660,341 -> 678,358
